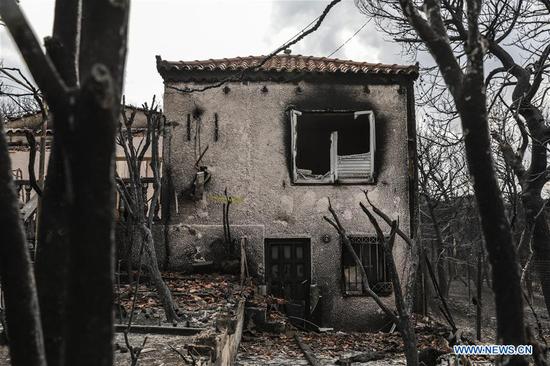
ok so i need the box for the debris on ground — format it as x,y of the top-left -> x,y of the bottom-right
114,272 -> 252,365
235,317 -> 500,366
115,272 -> 252,328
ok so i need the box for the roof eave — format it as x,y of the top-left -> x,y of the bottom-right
155,55 -> 419,83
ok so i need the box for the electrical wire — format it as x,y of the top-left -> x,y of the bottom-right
167,0 -> 343,94
327,19 -> 370,58
278,15 -> 321,53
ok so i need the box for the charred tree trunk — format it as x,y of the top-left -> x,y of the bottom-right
34,143 -> 70,366
325,197 -> 420,366
116,102 -> 180,323
459,83 -> 526,351
141,225 -> 179,322
518,103 -> 550,318
526,203 -> 550,317
0,0 -> 130,365
33,1 -> 80,364
64,66 -> 120,366
396,2 -> 528,360
0,120 -> 46,366
489,41 -> 550,319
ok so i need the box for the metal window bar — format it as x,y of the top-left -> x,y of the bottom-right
343,236 -> 393,296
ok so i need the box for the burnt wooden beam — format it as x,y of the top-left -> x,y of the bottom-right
294,334 -> 321,366
114,324 -> 205,336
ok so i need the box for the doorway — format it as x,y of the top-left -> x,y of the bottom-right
265,238 -> 311,320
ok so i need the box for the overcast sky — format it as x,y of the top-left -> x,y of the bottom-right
1,0 -> 412,106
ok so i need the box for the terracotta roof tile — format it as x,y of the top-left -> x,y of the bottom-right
156,55 -> 418,77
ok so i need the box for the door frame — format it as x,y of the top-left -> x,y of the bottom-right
264,237 -> 312,318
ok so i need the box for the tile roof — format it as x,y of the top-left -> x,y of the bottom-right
5,128 -> 53,136
156,55 -> 418,78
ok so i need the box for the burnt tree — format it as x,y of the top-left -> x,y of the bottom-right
0,0 -> 130,365
487,31 -> 550,319
116,99 -> 180,323
356,1 -> 529,361
324,194 -> 420,366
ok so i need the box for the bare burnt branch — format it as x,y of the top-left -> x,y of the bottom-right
0,112 -> 47,366
324,198 -> 399,322
356,0 -> 533,358
166,0 -> 343,94
0,1 -> 68,109
23,130 -> 42,196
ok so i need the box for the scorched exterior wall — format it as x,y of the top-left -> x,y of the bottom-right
161,77 -> 416,330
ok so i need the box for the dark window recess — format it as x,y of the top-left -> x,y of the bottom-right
291,110 -> 375,184
342,236 -> 393,297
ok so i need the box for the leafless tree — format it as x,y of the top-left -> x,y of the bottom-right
0,1 -> 130,366
1,67 -> 49,245
483,3 -> 550,320
324,193 -> 420,366
417,122 -> 470,299
116,98 -> 180,323
0,67 -> 43,114
355,0 -> 532,363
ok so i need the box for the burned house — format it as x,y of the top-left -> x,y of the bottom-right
156,54 -> 418,330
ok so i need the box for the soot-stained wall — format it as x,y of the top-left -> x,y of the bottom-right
161,76 -> 415,330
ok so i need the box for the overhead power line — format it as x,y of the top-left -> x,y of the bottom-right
279,15 -> 321,53
167,0 -> 343,94
327,19 -> 370,58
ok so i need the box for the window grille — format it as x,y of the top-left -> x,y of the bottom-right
342,235 -> 393,296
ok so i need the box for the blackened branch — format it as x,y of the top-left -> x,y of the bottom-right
323,198 -> 399,323
23,130 -> 43,196
0,0 -> 68,108
166,0 -> 342,94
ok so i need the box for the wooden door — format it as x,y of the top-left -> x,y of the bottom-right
265,238 -> 311,320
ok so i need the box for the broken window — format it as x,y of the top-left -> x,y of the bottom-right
342,236 -> 392,297
290,110 -> 375,184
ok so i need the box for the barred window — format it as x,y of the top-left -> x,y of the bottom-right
342,236 -> 393,297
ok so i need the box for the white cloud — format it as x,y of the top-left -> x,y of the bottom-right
1,0 -> 410,106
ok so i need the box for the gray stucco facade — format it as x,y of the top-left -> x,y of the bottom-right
157,55 -> 418,330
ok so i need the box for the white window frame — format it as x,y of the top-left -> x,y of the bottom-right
291,109 -> 375,184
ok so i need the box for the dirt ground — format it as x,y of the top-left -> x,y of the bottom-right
441,279 -> 550,342
234,280 -> 550,366
1,278 -> 548,365
235,320 -> 455,365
